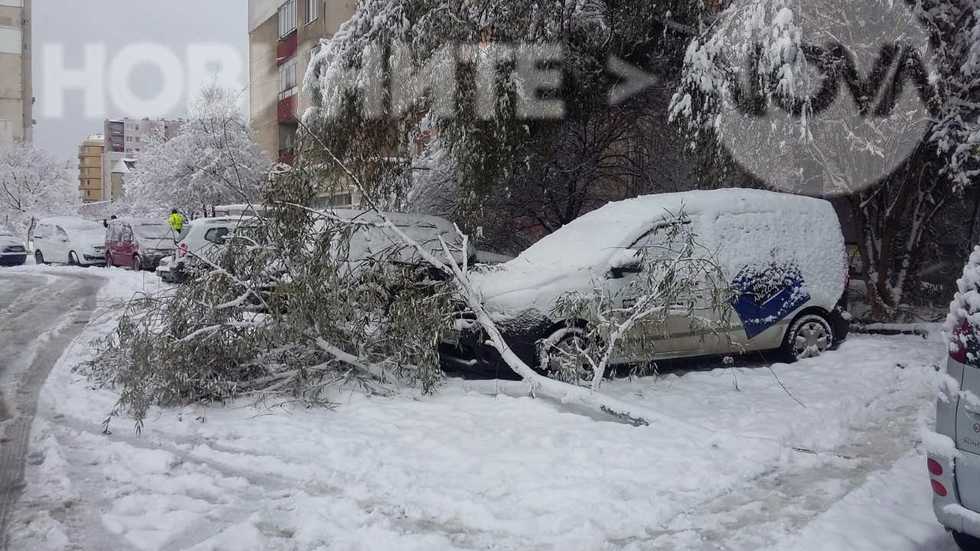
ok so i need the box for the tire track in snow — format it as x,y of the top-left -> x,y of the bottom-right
639,374 -> 933,550
0,273 -> 101,551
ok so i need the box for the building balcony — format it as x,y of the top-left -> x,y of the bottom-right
277,94 -> 297,123
277,32 -> 298,65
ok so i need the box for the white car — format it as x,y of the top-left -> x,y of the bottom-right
0,228 -> 27,266
33,217 -> 106,266
326,209 -> 476,269
157,216 -> 254,283
445,189 -> 850,372
930,247 -> 980,550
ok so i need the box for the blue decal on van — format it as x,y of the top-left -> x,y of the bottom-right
730,263 -> 810,339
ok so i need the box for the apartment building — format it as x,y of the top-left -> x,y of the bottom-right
0,0 -> 31,144
78,135 -> 104,203
102,118 -> 182,201
248,0 -> 355,164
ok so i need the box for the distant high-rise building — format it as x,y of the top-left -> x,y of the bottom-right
248,0 -> 355,165
102,118 -> 182,201
78,135 -> 104,203
0,0 -> 32,144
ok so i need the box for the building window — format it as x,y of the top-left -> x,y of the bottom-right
279,58 -> 298,98
279,0 -> 297,38
306,0 -> 319,23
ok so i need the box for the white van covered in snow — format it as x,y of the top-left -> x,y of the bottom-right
447,189 -> 849,371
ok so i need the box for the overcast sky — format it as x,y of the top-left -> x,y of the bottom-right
32,1 -> 248,162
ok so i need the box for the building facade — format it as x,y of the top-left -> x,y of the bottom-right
248,0 -> 355,164
0,0 -> 31,144
78,135 -> 104,203
102,118 -> 182,201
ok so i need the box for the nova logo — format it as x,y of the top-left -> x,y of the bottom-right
716,0 -> 934,197
734,43 -> 935,121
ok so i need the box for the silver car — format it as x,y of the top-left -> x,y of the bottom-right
931,247 -> 980,550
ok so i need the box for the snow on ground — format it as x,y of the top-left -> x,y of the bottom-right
4,263 -> 958,550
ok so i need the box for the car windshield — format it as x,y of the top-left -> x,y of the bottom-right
134,224 -> 173,240
177,223 -> 193,242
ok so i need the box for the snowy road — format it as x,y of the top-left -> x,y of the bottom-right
0,267 -> 965,550
0,271 -> 102,548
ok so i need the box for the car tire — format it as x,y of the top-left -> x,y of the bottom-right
953,531 -> 980,551
132,255 -> 143,272
68,251 -> 79,266
35,250 -> 45,265
539,327 -> 595,385
781,312 -> 835,362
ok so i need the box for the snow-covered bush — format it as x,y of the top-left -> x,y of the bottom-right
303,0 -> 710,252
0,144 -> 79,241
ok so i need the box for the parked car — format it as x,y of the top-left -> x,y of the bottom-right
443,189 -> 850,373
930,247 -> 980,551
105,218 -> 176,271
33,217 -> 106,266
328,209 -> 476,270
0,228 -> 27,266
157,216 -> 255,283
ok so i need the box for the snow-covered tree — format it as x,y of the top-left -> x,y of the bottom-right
671,0 -> 980,319
0,144 -> 79,242
303,0 -> 708,251
123,86 -> 270,217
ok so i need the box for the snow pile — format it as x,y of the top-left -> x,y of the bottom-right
945,246 -> 980,360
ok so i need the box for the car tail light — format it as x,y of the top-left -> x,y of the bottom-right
932,479 -> 949,497
951,319 -> 973,364
928,458 -> 943,476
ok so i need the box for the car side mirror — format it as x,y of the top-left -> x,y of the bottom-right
609,249 -> 643,279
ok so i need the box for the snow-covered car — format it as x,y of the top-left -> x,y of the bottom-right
157,216 -> 255,283
0,228 -> 27,266
930,247 -> 980,551
444,189 -> 850,372
325,209 -> 476,270
105,218 -> 176,271
33,217 -> 106,266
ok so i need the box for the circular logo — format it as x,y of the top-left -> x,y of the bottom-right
713,0 -> 934,197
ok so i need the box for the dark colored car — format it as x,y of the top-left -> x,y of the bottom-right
0,229 -> 27,266
105,218 -> 177,271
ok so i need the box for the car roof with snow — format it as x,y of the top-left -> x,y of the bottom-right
188,216 -> 255,225
111,218 -> 170,225
38,216 -> 104,229
511,189 -> 829,270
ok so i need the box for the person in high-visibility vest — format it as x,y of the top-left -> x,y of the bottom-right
168,209 -> 186,236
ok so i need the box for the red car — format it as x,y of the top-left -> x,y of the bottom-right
105,218 -> 177,271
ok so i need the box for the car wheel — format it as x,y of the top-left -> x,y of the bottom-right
35,250 -> 45,265
68,251 -> 79,266
953,531 -> 980,551
132,255 -> 142,272
539,327 -> 595,385
781,313 -> 835,362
